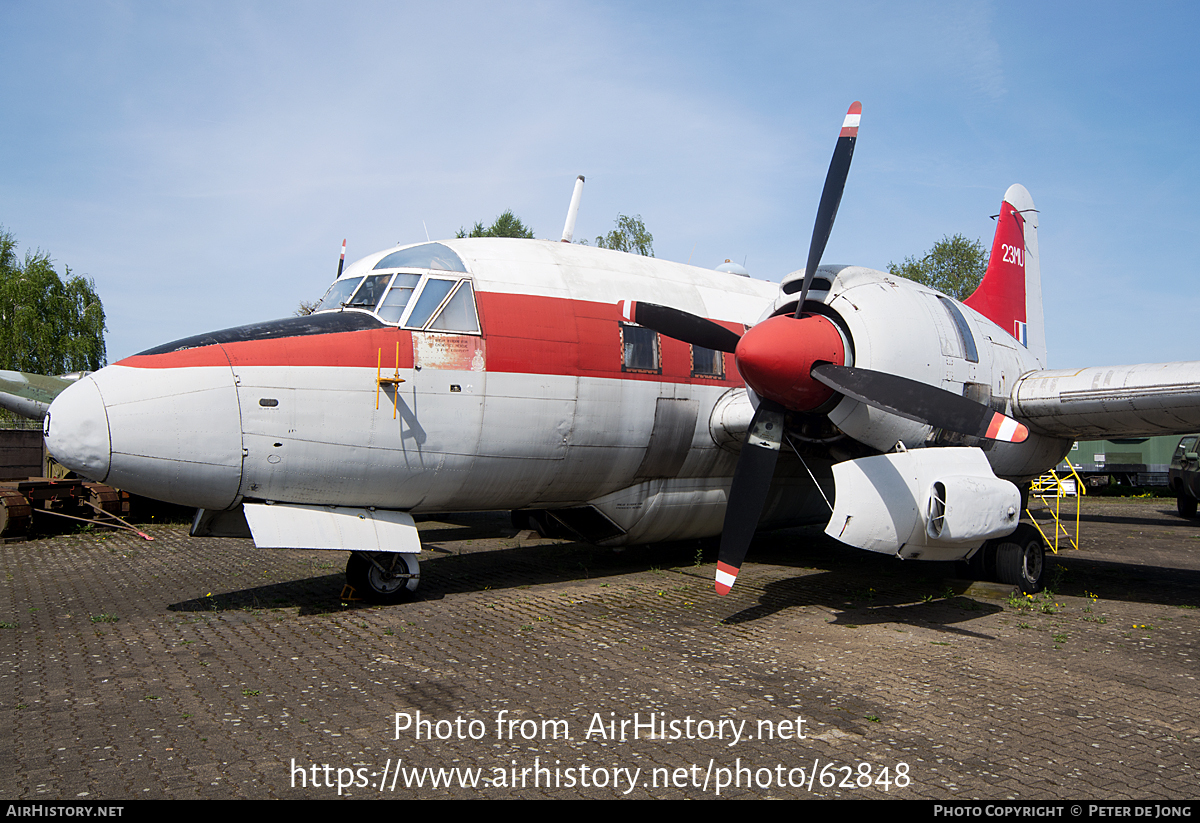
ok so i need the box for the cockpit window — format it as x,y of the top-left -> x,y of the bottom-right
404,278 -> 457,329
376,273 -> 421,323
373,242 -> 467,273
312,248 -> 479,334
345,274 -> 391,310
426,282 -> 480,333
313,277 -> 363,312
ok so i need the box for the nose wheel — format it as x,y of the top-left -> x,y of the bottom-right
345,551 -> 420,603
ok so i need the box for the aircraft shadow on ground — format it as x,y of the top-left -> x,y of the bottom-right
1072,510 -> 1197,528
1051,554 -> 1200,608
166,514 -> 1200,617
719,530 -> 1005,637
167,536 -> 723,615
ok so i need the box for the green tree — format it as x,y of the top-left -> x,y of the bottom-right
0,227 -> 107,373
456,210 -> 534,239
589,214 -> 654,257
887,233 -> 988,301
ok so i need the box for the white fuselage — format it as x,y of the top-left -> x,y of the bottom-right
44,239 -> 1071,547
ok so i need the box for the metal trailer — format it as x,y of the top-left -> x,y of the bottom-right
1058,434 -> 1190,487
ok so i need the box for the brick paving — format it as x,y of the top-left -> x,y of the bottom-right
1,499 -> 1197,799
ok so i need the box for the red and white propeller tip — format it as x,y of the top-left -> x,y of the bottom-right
839,101 -> 862,138
715,561 -> 739,596
984,411 -> 1029,444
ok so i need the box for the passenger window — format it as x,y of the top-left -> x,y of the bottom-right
691,345 -> 724,378
622,325 -> 660,373
377,273 -> 422,323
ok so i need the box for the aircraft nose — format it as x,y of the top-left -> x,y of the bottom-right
45,376 -> 112,481
46,362 -> 245,511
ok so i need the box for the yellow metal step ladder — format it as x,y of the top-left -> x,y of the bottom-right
1025,457 -> 1085,553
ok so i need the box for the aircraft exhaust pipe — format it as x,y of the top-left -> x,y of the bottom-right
560,175 -> 585,242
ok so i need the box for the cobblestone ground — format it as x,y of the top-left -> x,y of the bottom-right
1,499 -> 1197,799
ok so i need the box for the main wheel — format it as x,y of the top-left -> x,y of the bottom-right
345,552 -> 420,604
1177,494 -> 1197,519
993,523 -> 1046,594
963,541 -> 997,581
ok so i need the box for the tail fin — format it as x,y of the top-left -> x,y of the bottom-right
963,184 -> 1045,367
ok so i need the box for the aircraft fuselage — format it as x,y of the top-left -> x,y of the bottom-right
44,237 -> 1071,548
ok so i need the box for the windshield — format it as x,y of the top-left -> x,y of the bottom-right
311,249 -> 479,333
313,277 -> 363,312
345,274 -> 391,310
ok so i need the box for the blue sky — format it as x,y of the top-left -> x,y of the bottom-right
2,1 -> 1197,367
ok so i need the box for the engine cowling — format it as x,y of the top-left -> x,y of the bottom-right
825,447 -> 1020,562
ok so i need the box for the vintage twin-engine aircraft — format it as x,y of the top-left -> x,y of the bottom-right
38,102 -> 1200,603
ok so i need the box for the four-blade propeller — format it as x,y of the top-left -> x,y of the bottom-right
624,101 -> 1030,596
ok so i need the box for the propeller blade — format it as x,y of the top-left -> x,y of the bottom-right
810,364 -> 1029,443
715,400 -> 785,595
621,301 -> 741,354
795,102 -> 861,315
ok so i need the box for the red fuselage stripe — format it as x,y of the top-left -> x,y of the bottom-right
116,292 -> 748,387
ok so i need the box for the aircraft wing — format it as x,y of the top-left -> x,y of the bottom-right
1013,361 -> 1200,439
0,370 -> 81,421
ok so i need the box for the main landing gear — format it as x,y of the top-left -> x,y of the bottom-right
965,523 -> 1047,594
345,551 -> 420,604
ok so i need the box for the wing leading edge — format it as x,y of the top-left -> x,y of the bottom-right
1013,362 -> 1200,440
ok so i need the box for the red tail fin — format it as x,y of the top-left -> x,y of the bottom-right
963,184 -> 1044,366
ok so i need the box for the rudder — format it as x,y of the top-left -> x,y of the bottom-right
963,184 -> 1045,367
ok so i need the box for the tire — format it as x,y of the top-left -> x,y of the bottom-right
993,523 -> 1045,594
1177,494 -> 1197,519
963,541 -> 996,581
345,552 -> 420,604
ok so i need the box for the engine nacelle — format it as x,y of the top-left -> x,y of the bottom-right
825,447 -> 1020,562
